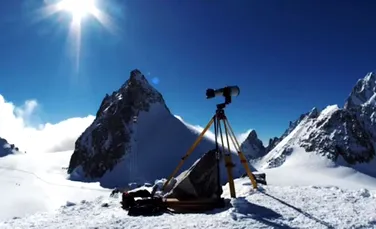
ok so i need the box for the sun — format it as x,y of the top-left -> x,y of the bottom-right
57,0 -> 97,23
37,0 -> 117,72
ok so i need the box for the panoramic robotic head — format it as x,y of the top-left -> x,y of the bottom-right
206,86 -> 240,105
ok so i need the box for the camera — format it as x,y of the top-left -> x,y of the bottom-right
206,86 -> 240,104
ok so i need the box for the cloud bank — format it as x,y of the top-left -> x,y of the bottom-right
0,95 -> 251,154
0,95 -> 94,154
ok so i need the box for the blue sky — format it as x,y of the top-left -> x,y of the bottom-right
0,0 -> 376,145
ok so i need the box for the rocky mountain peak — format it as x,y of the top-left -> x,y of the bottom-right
68,69 -> 169,179
248,130 -> 258,139
308,107 -> 320,119
119,69 -> 153,93
345,72 -> 376,109
365,71 -> 376,82
96,69 -> 168,118
240,130 -> 266,159
261,72 -> 376,169
129,69 -> 147,82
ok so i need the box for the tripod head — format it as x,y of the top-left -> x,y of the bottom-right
216,103 -> 227,111
206,86 -> 240,111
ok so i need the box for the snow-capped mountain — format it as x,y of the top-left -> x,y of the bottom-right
259,72 -> 376,172
68,69 -> 249,188
0,136 -> 22,157
240,130 -> 266,159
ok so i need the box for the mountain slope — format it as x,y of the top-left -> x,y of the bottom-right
68,69 -> 251,188
258,72 -> 376,174
0,137 -> 22,157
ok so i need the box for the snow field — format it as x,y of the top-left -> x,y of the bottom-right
1,178 -> 375,229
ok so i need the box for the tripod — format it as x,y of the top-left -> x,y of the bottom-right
162,102 -> 258,198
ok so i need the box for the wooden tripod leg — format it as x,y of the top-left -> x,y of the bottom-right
162,115 -> 215,192
221,119 -> 236,198
224,119 -> 258,189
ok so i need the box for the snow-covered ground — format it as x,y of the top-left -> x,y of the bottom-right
1,178 -> 375,229
0,151 -> 111,221
255,147 -> 376,190
1,146 -> 376,228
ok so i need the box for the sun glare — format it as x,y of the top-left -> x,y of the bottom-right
57,0 -> 96,23
37,0 -> 117,73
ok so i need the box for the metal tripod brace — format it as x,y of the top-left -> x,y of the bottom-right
162,103 -> 258,198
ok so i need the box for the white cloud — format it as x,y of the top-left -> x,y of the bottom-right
0,95 -> 251,155
0,94 -> 94,154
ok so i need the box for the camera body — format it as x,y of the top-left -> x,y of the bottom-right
206,86 -> 240,104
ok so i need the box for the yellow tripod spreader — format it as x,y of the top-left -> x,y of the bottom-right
162,102 -> 258,198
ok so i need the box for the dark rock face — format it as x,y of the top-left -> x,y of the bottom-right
0,137 -> 22,157
262,72 -> 376,168
265,137 -> 280,153
67,69 -> 168,178
344,72 -> 376,109
240,130 -> 266,159
300,108 -> 375,164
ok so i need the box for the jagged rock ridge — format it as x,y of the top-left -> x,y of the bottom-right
239,109 -> 321,157
261,72 -> 376,169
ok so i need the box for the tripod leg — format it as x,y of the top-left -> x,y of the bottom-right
213,117 -> 222,198
223,119 -> 241,150
162,115 -> 215,192
224,119 -> 258,189
219,120 -> 236,198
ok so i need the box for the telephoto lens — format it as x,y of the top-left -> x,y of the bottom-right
206,86 -> 240,99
